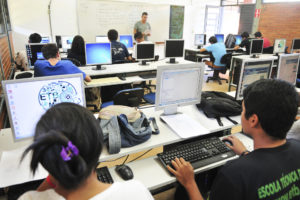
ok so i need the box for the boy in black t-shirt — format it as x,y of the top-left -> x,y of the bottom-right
168,79 -> 300,200
234,31 -> 251,54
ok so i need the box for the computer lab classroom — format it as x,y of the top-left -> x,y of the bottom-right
0,0 -> 300,199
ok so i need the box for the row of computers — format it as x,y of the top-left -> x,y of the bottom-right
194,34 -> 242,48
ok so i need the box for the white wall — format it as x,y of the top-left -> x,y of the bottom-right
8,0 -> 221,52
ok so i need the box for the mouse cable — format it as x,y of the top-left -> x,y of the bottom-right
100,155 -> 128,163
122,155 -> 130,165
128,148 -> 153,163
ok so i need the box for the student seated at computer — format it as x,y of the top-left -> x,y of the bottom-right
254,31 -> 271,48
168,79 -> 300,200
15,33 -> 42,72
199,36 -> 226,69
233,32 -> 250,54
18,103 -> 154,200
67,35 -> 86,66
132,31 -> 153,59
107,29 -> 132,64
34,43 -> 91,82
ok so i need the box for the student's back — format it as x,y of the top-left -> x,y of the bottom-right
206,42 -> 226,67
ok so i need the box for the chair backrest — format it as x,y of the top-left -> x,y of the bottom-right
225,34 -> 236,48
15,72 -> 33,79
263,46 -> 274,54
113,88 -> 144,107
220,53 -> 232,70
61,58 -> 81,66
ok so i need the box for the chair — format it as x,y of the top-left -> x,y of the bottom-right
206,53 -> 232,85
15,72 -> 33,79
101,88 -> 144,108
263,46 -> 274,54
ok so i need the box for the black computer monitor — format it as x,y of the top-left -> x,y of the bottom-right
85,42 -> 112,70
215,34 -> 224,43
26,43 -> 52,68
291,38 -> 300,52
136,43 -> 155,65
194,34 -> 206,49
165,39 -> 184,64
55,36 -> 62,48
250,39 -> 264,58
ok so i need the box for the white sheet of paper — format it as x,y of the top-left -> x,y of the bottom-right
161,113 -> 209,138
0,146 -> 48,187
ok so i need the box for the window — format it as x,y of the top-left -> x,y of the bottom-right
221,0 -> 256,6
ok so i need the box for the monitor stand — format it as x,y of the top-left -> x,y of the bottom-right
197,45 -> 202,49
162,106 -> 178,115
92,65 -> 106,70
166,58 -> 178,64
139,60 -> 149,66
250,54 -> 260,58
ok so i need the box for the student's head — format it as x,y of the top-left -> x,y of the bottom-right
71,35 -> 85,55
107,29 -> 118,41
241,32 -> 249,39
41,44 -> 59,60
29,33 -> 42,43
209,36 -> 217,44
134,31 -> 144,43
22,103 -> 103,190
254,31 -> 262,38
141,12 -> 148,23
242,79 -> 298,140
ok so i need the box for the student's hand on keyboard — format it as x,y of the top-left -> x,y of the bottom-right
167,157 -> 195,188
223,135 -> 247,155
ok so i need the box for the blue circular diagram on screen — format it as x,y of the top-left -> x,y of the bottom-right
38,81 -> 81,110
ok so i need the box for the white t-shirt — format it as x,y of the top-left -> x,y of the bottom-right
18,180 -> 154,200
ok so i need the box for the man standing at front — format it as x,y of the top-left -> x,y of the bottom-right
134,12 -> 151,41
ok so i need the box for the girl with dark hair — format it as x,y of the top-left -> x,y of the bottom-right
67,35 -> 86,66
19,103 -> 153,200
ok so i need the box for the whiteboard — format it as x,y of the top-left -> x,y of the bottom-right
77,0 -> 170,42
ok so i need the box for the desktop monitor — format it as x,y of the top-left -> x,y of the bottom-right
277,54 -> 300,85
155,63 -> 204,115
85,42 -> 112,70
119,35 -> 133,48
215,34 -> 224,43
250,39 -> 264,58
136,43 -> 155,65
41,36 -> 50,43
95,35 -> 109,43
291,38 -> 300,52
235,60 -> 273,100
61,36 -> 73,52
55,35 -> 62,48
235,35 -> 242,46
273,39 -> 286,54
165,39 -> 185,64
194,34 -> 206,49
2,74 -> 86,142
26,43 -> 53,68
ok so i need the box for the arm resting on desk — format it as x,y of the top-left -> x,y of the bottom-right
199,48 -> 207,53
85,75 -> 92,82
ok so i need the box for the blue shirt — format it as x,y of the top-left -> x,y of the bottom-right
206,43 -> 226,67
34,60 -> 86,79
111,41 -> 130,63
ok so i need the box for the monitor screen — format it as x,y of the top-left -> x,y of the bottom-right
85,42 -> 112,65
96,36 -> 109,43
165,40 -> 184,58
277,54 -> 300,85
41,36 -> 50,44
250,39 -> 264,55
292,39 -> 300,51
61,36 -> 73,51
194,34 -> 206,46
155,63 -> 204,112
2,74 -> 86,141
215,34 -> 224,43
26,43 -> 50,67
236,60 -> 272,100
120,35 -> 133,48
235,35 -> 242,45
273,39 -> 286,54
136,43 -> 155,60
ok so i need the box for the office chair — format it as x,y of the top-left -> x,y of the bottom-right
263,46 -> 274,54
225,34 -> 236,48
206,53 -> 232,85
101,88 -> 144,108
15,72 -> 33,79
61,58 -> 81,66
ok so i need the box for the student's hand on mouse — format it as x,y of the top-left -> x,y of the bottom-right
167,157 -> 195,188
224,135 -> 247,155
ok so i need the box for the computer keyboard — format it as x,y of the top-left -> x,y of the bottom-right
96,166 -> 114,184
158,137 -> 236,174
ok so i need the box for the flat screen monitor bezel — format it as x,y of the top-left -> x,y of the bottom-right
119,34 -> 134,48
85,42 -> 112,66
136,43 -> 155,61
61,36 -> 74,50
25,43 -> 54,67
291,38 -> 300,52
273,38 -> 286,54
95,35 -> 110,43
2,73 -> 86,142
194,34 -> 206,46
234,35 -> 242,45
165,39 -> 185,58
277,53 -> 300,85
250,39 -> 264,56
215,34 -> 225,43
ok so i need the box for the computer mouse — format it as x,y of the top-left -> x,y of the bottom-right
222,139 -> 233,147
115,165 -> 134,180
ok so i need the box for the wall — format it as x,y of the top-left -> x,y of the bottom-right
258,2 -> 300,50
